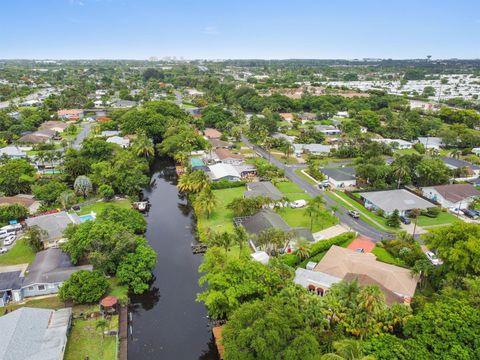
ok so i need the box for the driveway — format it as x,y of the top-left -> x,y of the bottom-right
73,123 -> 93,149
241,135 -> 395,241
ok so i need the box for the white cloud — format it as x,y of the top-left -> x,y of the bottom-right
69,0 -> 85,5
202,26 -> 219,35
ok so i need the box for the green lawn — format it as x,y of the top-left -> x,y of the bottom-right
372,246 -> 407,267
77,199 -> 132,216
294,169 -> 318,186
64,315 -> 118,360
107,278 -> 129,304
1,295 -> 64,316
276,207 -> 338,233
197,187 -> 245,238
0,239 -> 36,266
416,211 -> 459,227
271,152 -> 299,164
275,180 -> 311,201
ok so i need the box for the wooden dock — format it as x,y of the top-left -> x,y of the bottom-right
191,243 -> 208,254
118,305 -> 128,360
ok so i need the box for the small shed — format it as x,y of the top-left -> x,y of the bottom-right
100,296 -> 118,314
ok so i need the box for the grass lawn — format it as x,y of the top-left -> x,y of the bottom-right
77,199 -> 132,216
1,295 -> 65,316
64,315 -> 118,360
372,246 -> 407,267
107,278 -> 129,304
276,207 -> 338,233
416,211 -> 459,227
0,239 -> 36,266
275,180 -> 312,202
271,152 -> 299,164
197,187 -> 244,237
294,169 -> 318,186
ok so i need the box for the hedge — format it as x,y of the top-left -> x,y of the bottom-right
211,180 -> 246,190
280,232 -> 356,268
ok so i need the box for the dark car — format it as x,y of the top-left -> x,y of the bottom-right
400,216 -> 411,224
461,209 -> 478,219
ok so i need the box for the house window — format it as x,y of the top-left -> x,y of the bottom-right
38,285 -> 46,291
28,286 -> 34,291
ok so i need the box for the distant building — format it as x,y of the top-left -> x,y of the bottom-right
100,130 -> 120,137
422,184 -> 480,209
0,145 -> 27,159
110,99 -> 137,108
39,121 -> 69,133
106,136 -> 130,148
0,307 -> 72,360
417,137 -> 443,150
372,138 -> 413,150
214,148 -> 244,165
293,144 -> 332,156
314,125 -> 341,136
57,109 -> 84,120
204,128 -> 222,139
441,157 -> 480,178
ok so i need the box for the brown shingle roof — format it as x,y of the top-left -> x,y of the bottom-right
432,184 -> 480,203
204,128 -> 222,139
0,195 -> 37,208
215,148 -> 244,161
314,246 -> 418,298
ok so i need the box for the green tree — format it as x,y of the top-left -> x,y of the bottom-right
233,226 -> 249,257
193,186 -> 217,218
177,170 -> 211,193
306,195 -> 326,231
116,242 -> 157,294
0,204 -> 28,224
98,184 -> 115,200
321,339 -> 375,360
24,225 -> 47,251
59,270 -> 109,303
133,131 -> 155,158
57,190 -> 76,210
0,159 -> 35,196
386,210 -> 401,228
295,237 -> 311,260
96,318 -> 109,340
32,180 -> 69,206
74,175 -> 93,197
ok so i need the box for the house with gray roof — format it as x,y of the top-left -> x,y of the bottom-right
0,307 -> 72,360
25,211 -> 81,248
321,167 -> 356,188
417,137 -> 443,150
0,145 -> 27,159
244,181 -> 284,201
359,189 -> 436,216
293,144 -> 332,156
441,157 -> 480,179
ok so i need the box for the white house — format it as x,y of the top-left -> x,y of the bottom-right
321,167 -> 356,188
293,144 -> 332,157
0,145 -> 27,159
208,163 -> 241,182
472,147 -> 480,156
417,137 -> 443,150
106,136 -> 130,148
422,184 -> 480,209
372,138 -> 413,150
314,125 -> 341,136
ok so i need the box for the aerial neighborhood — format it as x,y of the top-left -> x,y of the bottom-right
0,46 -> 480,360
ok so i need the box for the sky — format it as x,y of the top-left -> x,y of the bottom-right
1,0 -> 479,60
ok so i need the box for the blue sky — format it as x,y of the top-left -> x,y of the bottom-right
1,0 -> 479,59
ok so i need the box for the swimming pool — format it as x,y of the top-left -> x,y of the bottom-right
42,169 -> 64,174
79,214 -> 95,222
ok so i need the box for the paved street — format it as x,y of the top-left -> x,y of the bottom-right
73,122 -> 93,149
241,135 -> 395,241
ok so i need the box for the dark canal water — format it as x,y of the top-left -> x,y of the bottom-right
128,159 -> 217,360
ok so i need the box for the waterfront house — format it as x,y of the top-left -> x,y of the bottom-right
207,163 -> 241,182
25,211 -> 81,248
214,148 -> 244,165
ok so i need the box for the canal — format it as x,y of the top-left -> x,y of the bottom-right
128,159 -> 217,360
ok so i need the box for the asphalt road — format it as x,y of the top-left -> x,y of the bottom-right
73,123 -> 93,149
241,135 -> 395,241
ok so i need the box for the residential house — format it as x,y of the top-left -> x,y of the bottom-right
472,147 -> 480,156
0,307 -> 72,360
214,148 -> 244,165
204,128 -> 222,139
39,121 -> 69,133
0,194 -> 41,214
25,211 -> 81,248
272,132 -> 295,143
234,164 -> 257,178
239,209 -> 314,251
279,113 -> 294,123
244,181 -> 284,201
17,129 -> 55,144
208,138 -> 231,149
441,157 -> 480,179
336,111 -> 349,118
110,99 -> 137,108
372,138 -> 413,150
293,144 -> 332,157
100,130 -> 120,137
207,163 -> 241,182
0,145 -> 27,159
57,109 -> 84,120
294,245 -> 418,304
106,136 -> 130,148
314,125 -> 341,136
359,189 -> 435,216
417,137 -> 443,150
321,167 -> 356,188
422,184 -> 480,209
299,112 -> 317,123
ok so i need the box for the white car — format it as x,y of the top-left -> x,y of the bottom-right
0,247 -> 8,255
449,207 -> 462,215
290,200 -> 307,208
3,235 -> 15,246
425,251 -> 443,266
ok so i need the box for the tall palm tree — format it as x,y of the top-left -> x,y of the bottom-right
233,226 -> 249,257
134,132 -> 155,158
392,162 -> 410,189
193,186 -> 217,218
295,237 -> 311,260
306,195 -> 326,231
321,339 -> 375,360
209,231 -> 233,253
177,170 -> 211,193
411,259 -> 433,290
450,149 -> 461,159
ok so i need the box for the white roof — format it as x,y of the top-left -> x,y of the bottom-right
0,146 -> 26,157
359,189 -> 435,212
251,251 -> 269,264
101,130 -> 120,137
106,136 -> 130,147
294,268 -> 341,289
372,138 -> 412,146
293,144 -> 331,153
208,163 -> 240,180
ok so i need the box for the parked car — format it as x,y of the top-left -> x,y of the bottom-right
3,235 -> 15,246
449,207 -> 462,215
290,200 -> 307,208
400,216 -> 411,224
425,251 -> 443,266
348,210 -> 360,219
0,247 -> 8,255
461,208 -> 478,219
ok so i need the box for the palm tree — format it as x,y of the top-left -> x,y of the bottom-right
134,132 -> 155,158
306,195 -> 326,231
295,237 -> 311,260
321,339 -> 375,360
193,186 -> 217,218
233,226 -> 249,257
57,190 -> 76,210
256,228 -> 293,255
74,175 -> 93,197
411,259 -> 433,290
177,170 -> 211,193
174,152 -> 189,167
209,231 -> 233,253
392,162 -> 410,189
96,318 -> 108,339
450,149 -> 461,159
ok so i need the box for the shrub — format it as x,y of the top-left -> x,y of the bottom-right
211,180 -> 246,190
59,270 -> 109,303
